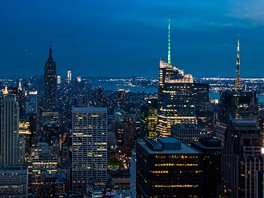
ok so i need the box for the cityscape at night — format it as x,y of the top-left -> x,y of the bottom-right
1,1 -> 264,197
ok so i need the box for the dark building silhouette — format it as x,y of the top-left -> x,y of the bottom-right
222,118 -> 263,197
218,90 -> 258,124
123,114 -> 136,157
192,137 -> 222,198
43,41 -> 57,112
215,38 -> 264,197
136,137 -> 204,197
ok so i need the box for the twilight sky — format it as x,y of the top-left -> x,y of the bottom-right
1,0 -> 264,78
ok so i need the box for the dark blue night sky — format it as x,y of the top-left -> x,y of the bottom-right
1,0 -> 264,78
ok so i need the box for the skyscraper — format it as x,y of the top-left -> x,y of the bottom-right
136,137 -> 204,197
222,118 -> 263,197
215,38 -> 264,197
140,99 -> 157,138
43,41 -> 57,112
157,59 -> 196,137
67,69 -> 72,84
72,107 -> 107,193
191,138 -> 222,198
0,93 -> 24,166
157,20 -> 209,137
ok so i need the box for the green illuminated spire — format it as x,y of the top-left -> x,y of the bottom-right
168,19 -> 171,65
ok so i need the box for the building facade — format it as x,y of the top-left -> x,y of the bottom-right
192,138 -> 222,198
72,107 -> 108,193
0,94 -> 24,166
157,60 -> 196,137
140,99 -> 157,138
43,42 -> 57,112
136,137 -> 203,197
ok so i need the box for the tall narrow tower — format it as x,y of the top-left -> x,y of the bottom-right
0,94 -> 23,166
43,40 -> 57,112
168,19 -> 171,65
235,37 -> 241,91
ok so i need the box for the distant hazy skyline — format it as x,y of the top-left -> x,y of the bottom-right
1,0 -> 264,78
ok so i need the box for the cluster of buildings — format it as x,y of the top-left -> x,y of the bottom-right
0,21 -> 264,198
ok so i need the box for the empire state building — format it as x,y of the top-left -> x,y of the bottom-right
43,41 -> 57,112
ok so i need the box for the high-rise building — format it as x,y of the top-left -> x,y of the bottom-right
67,69 -> 72,84
114,108 -> 124,148
157,60 -> 196,137
171,124 -> 209,145
0,166 -> 28,197
72,107 -> 107,193
216,38 -> 264,197
157,21 -> 209,137
123,114 -> 136,157
0,93 -> 27,197
28,142 -> 58,196
25,90 -> 38,114
117,88 -> 125,110
136,137 -> 204,197
43,41 -> 57,112
0,93 -> 24,166
140,99 -> 157,138
222,118 -> 264,198
191,137 -> 222,198
57,75 -> 62,85
218,90 -> 258,124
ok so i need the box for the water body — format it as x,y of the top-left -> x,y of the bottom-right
210,92 -> 264,103
92,81 -> 264,103
92,81 -> 157,94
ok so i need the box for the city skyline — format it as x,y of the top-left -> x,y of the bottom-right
1,1 -> 264,78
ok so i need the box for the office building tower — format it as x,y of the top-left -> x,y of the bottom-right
17,83 -> 27,119
117,88 -> 125,109
140,99 -> 157,138
157,59 -> 196,137
196,110 -> 215,135
171,124 -> 209,145
192,82 -> 210,111
67,69 -> 72,84
114,108 -> 125,148
157,21 -> 209,137
25,90 -> 38,114
215,39 -> 258,144
136,137 -> 203,197
28,142 -> 58,196
0,93 -> 24,166
130,151 -> 136,198
0,166 -> 28,197
43,41 -> 57,112
191,138 -> 222,198
57,75 -> 61,85
72,107 -> 107,193
123,114 -> 136,157
221,118 -> 264,197
19,120 -> 31,161
257,171 -> 264,198
218,90 -> 258,124
97,86 -> 106,106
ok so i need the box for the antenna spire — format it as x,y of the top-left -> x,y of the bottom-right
235,36 -> 241,91
168,19 -> 171,65
49,38 -> 52,59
